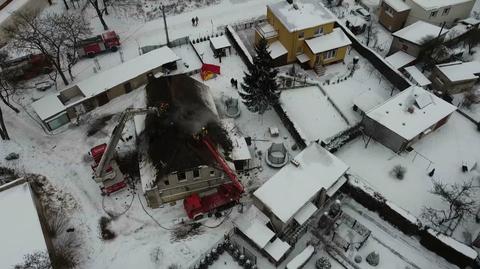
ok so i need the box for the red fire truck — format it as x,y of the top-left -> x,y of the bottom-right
77,31 -> 121,58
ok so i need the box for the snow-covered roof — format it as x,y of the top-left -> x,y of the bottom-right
385,51 -> 416,70
233,206 -> 275,248
286,245 -> 315,269
460,17 -> 480,26
32,47 -> 179,122
280,85 -> 350,143
293,202 -> 317,225
253,143 -> 348,224
383,0 -> 411,12
257,23 -> 278,38
0,180 -> 50,268
268,40 -> 288,59
435,61 -> 480,82
75,46 -> 179,98
222,119 -> 251,161
366,86 -> 457,140
427,229 -> 478,260
411,0 -> 474,10
210,35 -> 231,50
296,53 -> 310,63
393,21 -> 446,45
305,28 -> 351,54
353,90 -> 387,113
264,238 -> 291,262
31,93 -> 67,121
267,0 -> 335,32
404,65 -> 431,86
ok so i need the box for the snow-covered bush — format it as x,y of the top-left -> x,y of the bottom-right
390,165 -> 406,180
366,251 -> 380,266
315,257 -> 332,269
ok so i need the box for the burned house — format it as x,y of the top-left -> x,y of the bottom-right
362,86 -> 457,153
137,74 -> 235,208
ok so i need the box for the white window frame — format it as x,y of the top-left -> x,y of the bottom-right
430,10 -> 438,17
314,27 -> 323,36
384,4 -> 394,17
323,49 -> 337,60
298,31 -> 304,39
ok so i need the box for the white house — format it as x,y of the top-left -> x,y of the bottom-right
404,0 -> 475,27
253,143 -> 349,232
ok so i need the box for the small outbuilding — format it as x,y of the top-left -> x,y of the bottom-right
209,35 -> 231,61
253,142 -> 349,232
403,65 -> 431,88
430,61 -> 480,94
362,86 -> 457,152
388,21 -> 447,57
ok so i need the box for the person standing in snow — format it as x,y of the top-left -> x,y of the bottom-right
195,16 -> 199,26
192,17 -> 195,26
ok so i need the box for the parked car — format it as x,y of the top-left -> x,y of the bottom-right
35,81 -> 53,91
355,7 -> 371,21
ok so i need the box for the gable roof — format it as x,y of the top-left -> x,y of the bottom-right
304,28 -> 352,54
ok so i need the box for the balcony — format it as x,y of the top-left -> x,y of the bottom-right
256,23 -> 278,39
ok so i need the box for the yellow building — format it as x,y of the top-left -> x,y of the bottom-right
255,0 -> 351,70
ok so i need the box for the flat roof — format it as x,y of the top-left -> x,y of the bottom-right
436,61 -> 480,82
210,35 -> 231,50
32,46 -> 179,122
268,40 -> 288,59
353,90 -> 387,113
267,0 -> 335,32
0,180 -> 50,268
385,51 -> 416,70
393,21 -> 446,45
233,206 -> 275,248
280,85 -> 350,144
31,93 -> 67,121
286,245 -> 315,269
253,143 -> 348,224
404,65 -> 431,86
412,0 -> 474,10
366,86 -> 457,140
293,202 -> 317,225
305,28 -> 351,54
383,0 -> 411,12
264,238 -> 291,262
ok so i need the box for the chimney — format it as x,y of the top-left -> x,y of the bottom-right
407,106 -> 415,113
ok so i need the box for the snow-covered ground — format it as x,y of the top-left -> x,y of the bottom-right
336,112 -> 480,245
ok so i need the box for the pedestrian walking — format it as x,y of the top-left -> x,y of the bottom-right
191,17 -> 195,26
233,79 -> 238,89
230,78 -> 235,88
195,16 -> 199,26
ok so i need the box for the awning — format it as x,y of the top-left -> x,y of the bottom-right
296,53 -> 310,63
293,202 -> 318,225
326,176 -> 347,197
269,41 -> 288,59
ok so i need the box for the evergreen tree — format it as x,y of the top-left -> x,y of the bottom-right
239,38 -> 279,114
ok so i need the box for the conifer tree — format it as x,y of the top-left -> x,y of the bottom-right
239,38 -> 279,114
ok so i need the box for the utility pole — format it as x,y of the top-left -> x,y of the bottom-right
161,5 -> 170,47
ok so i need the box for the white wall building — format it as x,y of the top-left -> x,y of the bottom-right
404,0 -> 475,27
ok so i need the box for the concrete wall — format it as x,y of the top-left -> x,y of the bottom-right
378,0 -> 410,32
388,37 -> 422,57
405,0 -> 475,27
430,66 -> 478,94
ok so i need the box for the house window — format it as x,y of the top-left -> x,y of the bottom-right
430,10 -> 438,17
164,180 -> 170,186
314,27 -> 323,36
210,170 -> 215,177
443,7 -> 450,15
193,168 -> 200,179
298,31 -> 304,38
177,172 -> 187,182
323,49 -> 337,60
384,4 -> 394,17
401,44 -> 408,51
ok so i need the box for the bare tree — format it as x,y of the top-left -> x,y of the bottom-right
422,179 -> 478,234
464,28 -> 480,54
0,51 -> 21,140
14,251 -> 52,269
2,11 -> 91,86
87,0 -> 109,30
